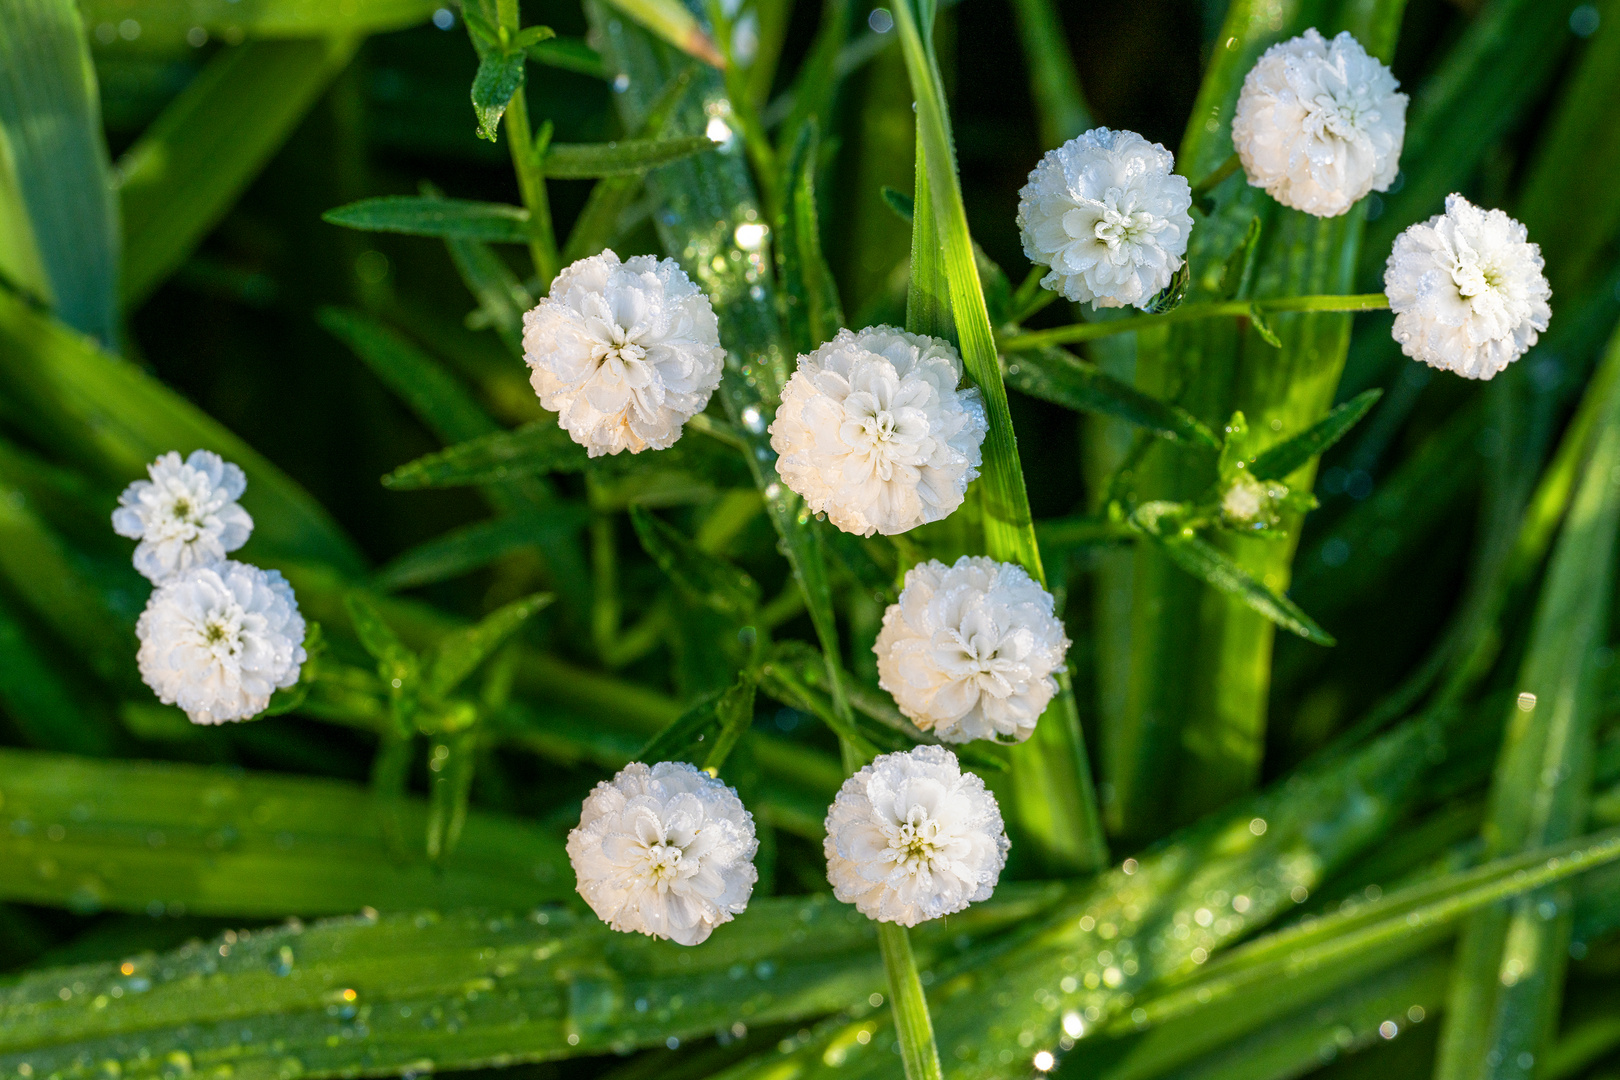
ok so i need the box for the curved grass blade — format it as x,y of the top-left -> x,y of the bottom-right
0,749 -> 570,915
1004,346 -> 1218,448
120,38 -> 358,309
322,196 -> 532,243
541,135 -> 718,178
1247,388 -> 1383,482
0,0 -> 119,346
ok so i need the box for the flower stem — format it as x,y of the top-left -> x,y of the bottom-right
1189,151 -> 1242,203
496,0 -> 558,286
877,921 -> 945,1080
1000,293 -> 1390,351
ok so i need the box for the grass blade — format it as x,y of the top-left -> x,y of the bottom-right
424,591 -> 552,698
0,0 -> 120,346
119,39 -> 358,309
542,135 -> 718,177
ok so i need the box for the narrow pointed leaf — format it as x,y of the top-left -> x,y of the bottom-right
629,505 -> 760,617
323,197 -> 533,243
1005,346 -> 1218,448
383,422 -> 588,489
424,592 -> 553,698
471,49 -> 525,141
374,507 -> 589,591
541,135 -> 718,178
1248,389 -> 1383,481
775,119 -> 845,354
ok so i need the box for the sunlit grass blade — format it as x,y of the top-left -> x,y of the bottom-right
597,0 -> 724,66
0,0 -> 120,347
1434,327 -> 1620,1080
0,748 -> 570,915
1004,346 -> 1219,448
893,0 -> 1105,876
1248,389 -> 1383,482
119,38 -> 358,310
323,196 -> 533,243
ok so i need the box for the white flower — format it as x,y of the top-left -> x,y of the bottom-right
1016,128 -> 1193,309
136,561 -> 306,725
1232,28 -> 1407,218
567,760 -> 758,946
768,326 -> 986,536
1384,194 -> 1552,380
823,744 -> 1008,927
112,450 -> 253,584
523,250 -> 725,457
875,556 -> 1069,744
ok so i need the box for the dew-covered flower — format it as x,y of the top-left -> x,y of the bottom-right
1232,28 -> 1407,217
112,450 -> 253,584
523,250 -> 725,457
875,556 -> 1069,744
823,744 -> 1008,926
1384,194 -> 1552,380
769,326 -> 986,536
1016,128 -> 1194,309
568,760 -> 758,946
136,561 -> 306,725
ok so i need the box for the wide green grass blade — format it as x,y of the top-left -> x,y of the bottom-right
119,38 -> 358,309
323,196 -> 534,243
893,0 -> 1106,876
0,290 -> 366,575
0,0 -> 120,346
80,0 -> 435,47
0,749 -> 570,915
0,884 -> 1060,1074
1434,327 -> 1620,1080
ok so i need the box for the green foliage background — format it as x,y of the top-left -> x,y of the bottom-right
5,0 -> 1620,1079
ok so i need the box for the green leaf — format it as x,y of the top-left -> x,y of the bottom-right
1130,502 -> 1334,646
881,185 -> 914,222
424,592 -> 553,699
1218,215 -> 1262,299
527,35 -> 609,79
80,0 -> 437,46
559,66 -> 696,265
596,0 -> 724,67
1140,262 -> 1189,315
541,135 -> 718,178
382,421 -> 589,489
629,504 -> 760,617
1004,346 -> 1218,448
0,748 -> 570,915
120,39 -> 358,309
0,592 -> 115,755
0,0 -> 119,346
425,729 -> 478,860
442,230 -> 534,352
322,196 -> 533,243
1247,389 -> 1383,482
702,674 -> 758,773
343,594 -> 418,698
775,120 -> 845,355
374,506 -> 589,591
471,49 -> 526,141
319,308 -> 501,444
1007,0 -> 1091,148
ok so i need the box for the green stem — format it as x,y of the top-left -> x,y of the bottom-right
1189,151 -> 1242,203
705,0 -> 777,211
495,0 -> 558,285
877,921 -> 945,1080
1001,294 -> 1390,351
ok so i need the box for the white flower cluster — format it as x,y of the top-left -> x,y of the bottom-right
1017,128 -> 1193,309
823,745 -> 1009,926
1384,194 -> 1551,380
523,250 -> 725,457
114,451 -> 306,725
1231,29 -> 1407,218
769,327 -> 986,536
875,556 -> 1069,744
568,761 -> 759,945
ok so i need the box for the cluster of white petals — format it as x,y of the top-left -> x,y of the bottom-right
769,327 -> 986,536
875,556 -> 1069,744
1384,194 -> 1552,380
112,450 -> 253,584
1016,128 -> 1193,309
568,761 -> 758,946
136,560 -> 307,725
523,250 -> 726,457
1232,29 -> 1407,217
823,745 -> 1008,926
